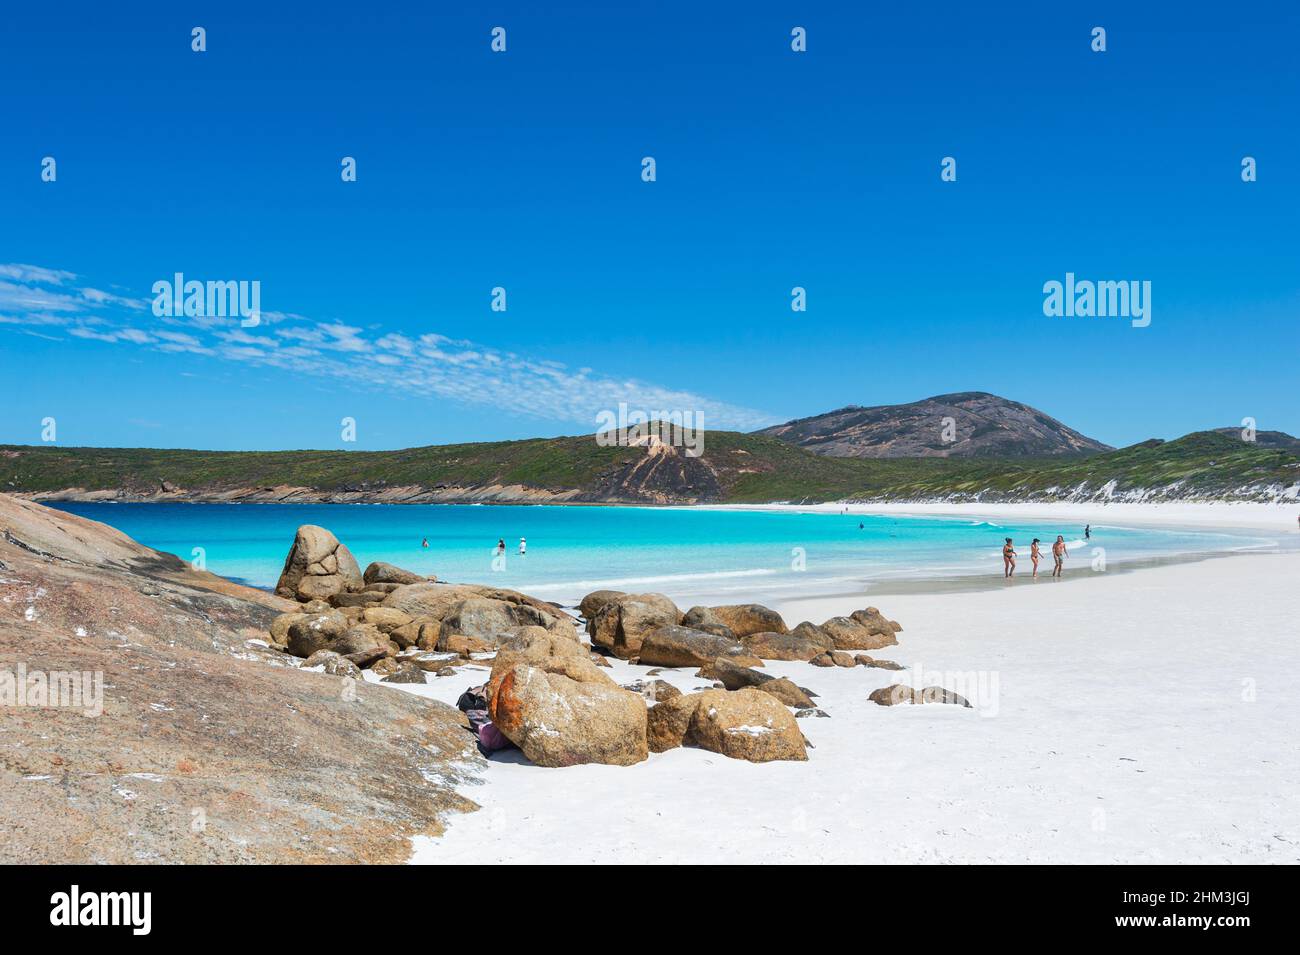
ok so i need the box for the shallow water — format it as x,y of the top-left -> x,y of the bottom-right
49,502 -> 1281,607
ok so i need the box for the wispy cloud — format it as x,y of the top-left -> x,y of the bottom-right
0,264 -> 779,432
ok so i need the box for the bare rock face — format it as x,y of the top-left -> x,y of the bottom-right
685,604 -> 788,638
363,561 -> 428,586
869,684 -> 972,707
637,625 -> 755,668
275,525 -> 364,602
647,688 -> 807,762
0,493 -> 480,864
587,593 -> 681,659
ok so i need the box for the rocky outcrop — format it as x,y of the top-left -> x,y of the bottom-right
819,608 -> 899,651
742,625 -> 831,661
579,590 -> 625,620
363,561 -> 429,585
646,688 -> 807,762
636,625 -> 757,668
869,684 -> 972,707
483,628 -> 646,767
0,494 -> 480,864
587,593 -> 681,659
683,604 -> 788,638
274,525 -> 364,601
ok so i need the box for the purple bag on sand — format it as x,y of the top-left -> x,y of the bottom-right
477,721 -> 514,752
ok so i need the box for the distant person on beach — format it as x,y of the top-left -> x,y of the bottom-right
1052,535 -> 1068,577
1030,539 -> 1042,577
1003,538 -> 1016,577
1084,524 -> 1091,540
519,537 -> 527,555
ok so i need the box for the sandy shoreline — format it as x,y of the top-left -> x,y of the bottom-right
697,500 -> 1300,533
402,546 -> 1300,864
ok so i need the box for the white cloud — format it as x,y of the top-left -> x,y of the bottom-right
0,263 -> 780,432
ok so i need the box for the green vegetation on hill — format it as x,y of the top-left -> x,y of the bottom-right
2,430 -> 1296,504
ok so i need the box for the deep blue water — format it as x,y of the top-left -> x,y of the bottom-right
47,502 -> 1275,607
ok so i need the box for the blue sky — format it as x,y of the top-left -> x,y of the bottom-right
2,1 -> 1297,451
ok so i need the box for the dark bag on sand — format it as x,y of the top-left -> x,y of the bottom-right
457,684 -> 488,712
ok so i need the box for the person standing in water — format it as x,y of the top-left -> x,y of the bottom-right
421,537 -> 429,549
496,538 -> 505,556
519,537 -> 527,555
1052,535 -> 1068,577
1002,538 -> 1017,577
1084,524 -> 1091,540
1030,538 -> 1042,577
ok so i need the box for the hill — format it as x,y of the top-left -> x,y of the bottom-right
756,392 -> 1111,458
2,430 -> 1296,505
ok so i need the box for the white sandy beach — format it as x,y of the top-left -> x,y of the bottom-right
393,503 -> 1299,864
702,500 -> 1300,533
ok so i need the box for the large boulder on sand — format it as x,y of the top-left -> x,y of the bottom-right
869,684 -> 971,708
363,561 -> 428,586
383,584 -> 575,636
285,610 -> 350,657
705,658 -> 815,708
587,593 -> 680,659
637,625 -> 758,668
820,609 -> 899,651
275,525 -> 363,602
487,627 -> 612,694
646,688 -> 807,762
489,665 -> 647,767
579,590 -> 625,620
485,628 -> 644,766
742,624 -> 832,661
437,596 -> 571,646
683,604 -> 788,638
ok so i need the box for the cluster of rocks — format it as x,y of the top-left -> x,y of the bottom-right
262,525 -> 955,770
266,525 -> 578,683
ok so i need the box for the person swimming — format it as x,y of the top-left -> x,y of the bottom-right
1052,535 -> 1068,577
1030,538 -> 1042,577
1003,538 -> 1016,578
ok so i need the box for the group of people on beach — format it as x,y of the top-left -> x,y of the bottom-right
1003,525 -> 1089,578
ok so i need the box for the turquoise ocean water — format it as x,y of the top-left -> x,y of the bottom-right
48,502 -> 1281,607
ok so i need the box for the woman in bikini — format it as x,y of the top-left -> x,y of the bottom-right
1003,538 -> 1017,578
1030,538 -> 1042,577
